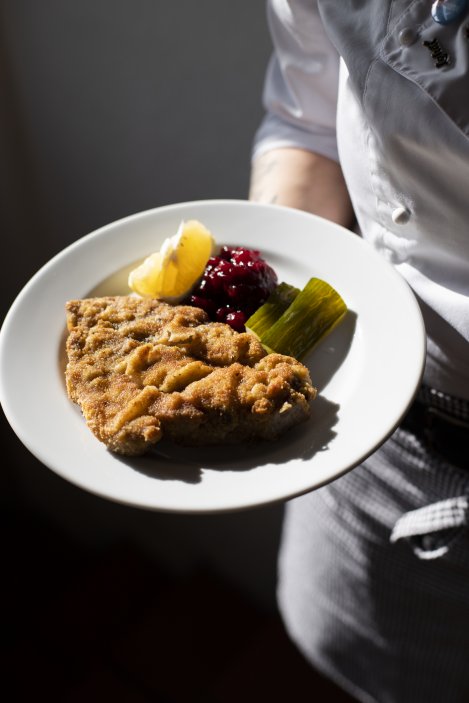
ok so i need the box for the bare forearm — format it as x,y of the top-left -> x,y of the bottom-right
249,147 -> 354,229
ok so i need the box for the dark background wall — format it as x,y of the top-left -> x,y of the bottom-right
1,1 -> 285,610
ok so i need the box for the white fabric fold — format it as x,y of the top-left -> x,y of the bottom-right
390,496 -> 469,559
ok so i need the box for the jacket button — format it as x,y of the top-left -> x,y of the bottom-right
398,27 -> 417,46
392,206 -> 411,224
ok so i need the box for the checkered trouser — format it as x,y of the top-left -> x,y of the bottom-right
390,385 -> 469,559
277,386 -> 469,703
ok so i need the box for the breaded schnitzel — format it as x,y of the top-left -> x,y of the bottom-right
65,296 -> 316,455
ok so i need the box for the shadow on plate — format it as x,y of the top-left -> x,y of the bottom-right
116,394 -> 340,484
304,309 -> 357,392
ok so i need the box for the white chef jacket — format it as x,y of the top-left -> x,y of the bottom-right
253,0 -> 469,400
253,3 -> 469,702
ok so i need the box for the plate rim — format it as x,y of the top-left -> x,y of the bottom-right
0,199 -> 426,512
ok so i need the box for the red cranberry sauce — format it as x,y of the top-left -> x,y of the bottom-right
186,245 -> 278,332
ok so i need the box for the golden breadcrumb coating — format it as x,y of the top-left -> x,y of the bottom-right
65,296 -> 316,455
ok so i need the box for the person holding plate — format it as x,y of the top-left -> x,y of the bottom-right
250,2 -> 469,702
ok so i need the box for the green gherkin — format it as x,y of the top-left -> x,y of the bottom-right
246,282 -> 300,339
255,277 -> 347,359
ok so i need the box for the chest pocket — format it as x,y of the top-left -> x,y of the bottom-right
381,0 -> 469,138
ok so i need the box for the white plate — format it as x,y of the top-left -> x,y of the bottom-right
0,200 -> 425,513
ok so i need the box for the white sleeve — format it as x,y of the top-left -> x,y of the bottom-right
252,0 -> 340,162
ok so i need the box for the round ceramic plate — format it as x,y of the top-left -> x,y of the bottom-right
0,200 -> 425,513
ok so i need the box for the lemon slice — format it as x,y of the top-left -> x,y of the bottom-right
128,219 -> 215,300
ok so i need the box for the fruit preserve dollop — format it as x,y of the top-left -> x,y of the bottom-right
186,245 -> 278,332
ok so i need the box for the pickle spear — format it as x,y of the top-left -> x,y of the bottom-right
246,282 -> 299,339
259,277 -> 347,359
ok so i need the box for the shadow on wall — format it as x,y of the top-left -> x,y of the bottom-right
1,1 -> 284,611
1,0 -> 272,311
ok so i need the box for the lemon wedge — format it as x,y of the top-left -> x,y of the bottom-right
128,219 -> 215,300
